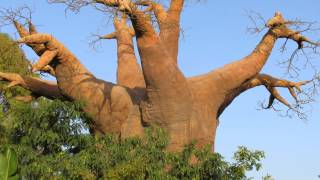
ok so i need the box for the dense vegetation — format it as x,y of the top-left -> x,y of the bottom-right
0,33 -> 271,179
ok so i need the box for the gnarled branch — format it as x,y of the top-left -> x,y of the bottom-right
0,72 -> 62,100
217,73 -> 310,117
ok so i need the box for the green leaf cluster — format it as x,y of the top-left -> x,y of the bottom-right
0,33 -> 29,75
0,32 -> 32,145
4,127 -> 266,179
0,147 -> 19,180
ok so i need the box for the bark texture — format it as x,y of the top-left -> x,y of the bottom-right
1,4 -> 317,152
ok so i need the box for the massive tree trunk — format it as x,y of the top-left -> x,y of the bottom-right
1,2 -> 318,151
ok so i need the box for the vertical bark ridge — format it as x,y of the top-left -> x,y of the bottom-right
158,0 -> 184,63
138,39 -> 192,151
159,0 -> 184,62
113,17 -> 146,89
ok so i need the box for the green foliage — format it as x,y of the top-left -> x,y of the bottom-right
1,97 -> 90,179
7,98 -> 88,150
4,123 -> 266,179
168,144 -> 265,180
1,95 -> 267,179
0,147 -> 19,180
263,174 -> 275,180
0,33 -> 29,75
0,33 -> 32,145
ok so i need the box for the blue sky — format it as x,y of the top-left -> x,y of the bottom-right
1,0 -> 320,179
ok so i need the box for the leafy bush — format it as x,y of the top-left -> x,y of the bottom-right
0,96 -> 266,179
2,106 -> 266,179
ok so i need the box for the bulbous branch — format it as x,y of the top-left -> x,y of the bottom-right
99,15 -> 146,89
13,20 -> 57,76
0,72 -> 62,100
13,20 -> 46,56
137,0 -> 184,61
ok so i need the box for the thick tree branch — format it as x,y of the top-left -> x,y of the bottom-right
193,12 -> 318,111
266,13 -> 320,49
168,0 -> 184,15
136,0 -> 167,29
16,32 -> 140,137
217,74 -> 309,117
99,15 -> 145,89
138,0 -> 184,61
13,20 -> 46,56
13,20 -> 57,76
94,0 -> 157,45
158,0 -> 184,62
5,10 -> 142,136
99,31 -> 117,39
31,50 -> 58,72
41,65 -> 56,76
14,95 -> 35,102
0,72 -> 62,99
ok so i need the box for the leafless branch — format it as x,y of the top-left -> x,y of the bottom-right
244,10 -> 267,34
0,6 -> 33,27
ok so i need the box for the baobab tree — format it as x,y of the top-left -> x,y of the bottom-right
0,0 -> 319,152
